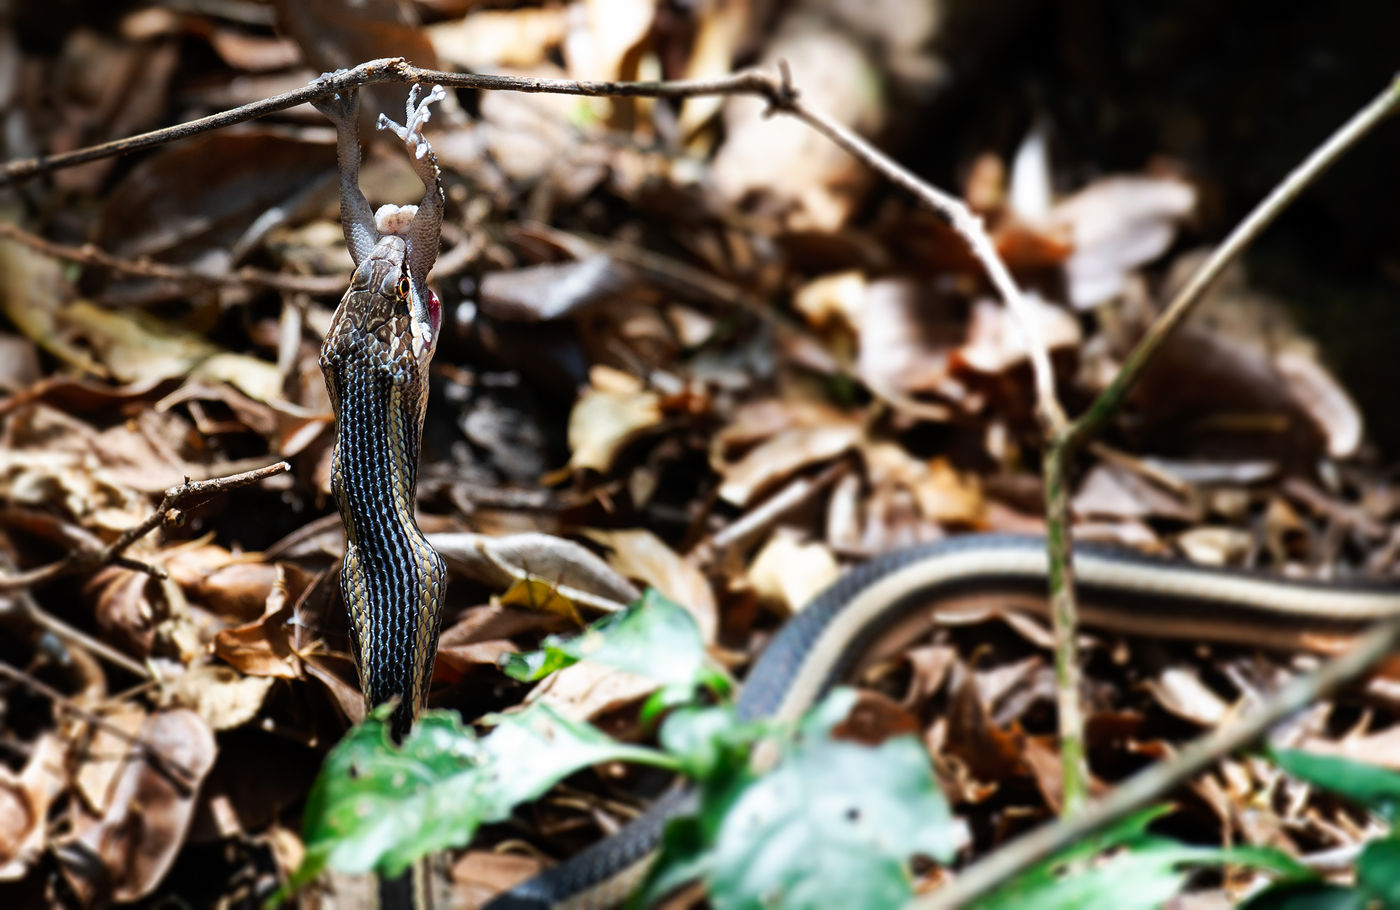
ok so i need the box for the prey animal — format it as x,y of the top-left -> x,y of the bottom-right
316,81 -> 449,743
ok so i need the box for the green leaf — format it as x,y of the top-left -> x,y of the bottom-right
289,702 -> 677,890
1242,882 -> 1369,910
641,688 -> 958,910
1269,746 -> 1400,823
979,840 -> 1311,910
1357,837 -> 1400,906
500,589 -> 730,710
658,705 -> 770,780
978,803 -> 1312,910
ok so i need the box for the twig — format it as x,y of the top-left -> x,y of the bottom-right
0,462 -> 290,593
0,58 -> 782,187
17,598 -> 151,679
0,223 -> 344,296
0,661 -> 198,787
0,59 -> 1066,433
766,62 -> 1067,437
919,614 -> 1400,910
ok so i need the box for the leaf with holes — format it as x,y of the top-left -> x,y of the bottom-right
639,688 -> 958,910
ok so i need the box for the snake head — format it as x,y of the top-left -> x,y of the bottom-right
373,204 -> 441,362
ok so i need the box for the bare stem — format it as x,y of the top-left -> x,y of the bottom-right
0,461 -> 290,593
0,661 -> 199,786
0,223 -> 344,295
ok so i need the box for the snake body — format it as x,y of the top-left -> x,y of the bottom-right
322,229 -> 446,740
487,536 -> 1400,908
314,83 -> 1400,910
317,81 -> 448,908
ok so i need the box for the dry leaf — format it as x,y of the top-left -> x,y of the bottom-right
1050,175 -> 1197,309
953,294 -> 1082,376
432,532 -> 640,607
567,368 -> 663,473
746,531 -> 840,614
793,270 -> 865,331
479,256 -> 632,322
857,278 -> 966,406
428,8 -> 567,70
0,734 -> 66,880
527,660 -> 656,723
584,528 -> 717,643
1143,666 -> 1231,726
710,13 -> 881,230
1273,349 -> 1362,459
452,850 -> 542,908
717,424 -> 861,507
167,664 -> 277,731
59,302 -> 281,402
67,709 -> 217,903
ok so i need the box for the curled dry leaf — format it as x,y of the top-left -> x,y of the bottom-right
211,570 -> 302,681
0,734 -> 67,880
167,664 -> 277,731
584,528 -> 717,643
1143,666 -> 1231,727
1049,175 -> 1197,309
432,532 -> 641,608
717,424 -> 861,507
1273,349 -> 1362,459
746,530 -> 840,615
952,294 -> 1082,376
566,366 -> 664,474
66,709 -> 217,903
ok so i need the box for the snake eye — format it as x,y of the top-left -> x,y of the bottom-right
397,276 -> 411,298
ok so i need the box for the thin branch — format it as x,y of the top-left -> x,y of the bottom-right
0,661 -> 198,787
771,65 -> 1068,437
0,223 -> 344,295
0,58 -> 783,187
1,59 -> 1065,434
0,462 -> 290,593
920,614 -> 1400,910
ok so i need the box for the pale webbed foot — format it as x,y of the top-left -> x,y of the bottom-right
377,84 -> 447,178
376,84 -> 446,288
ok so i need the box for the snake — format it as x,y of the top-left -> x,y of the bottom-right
315,84 -> 1400,910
